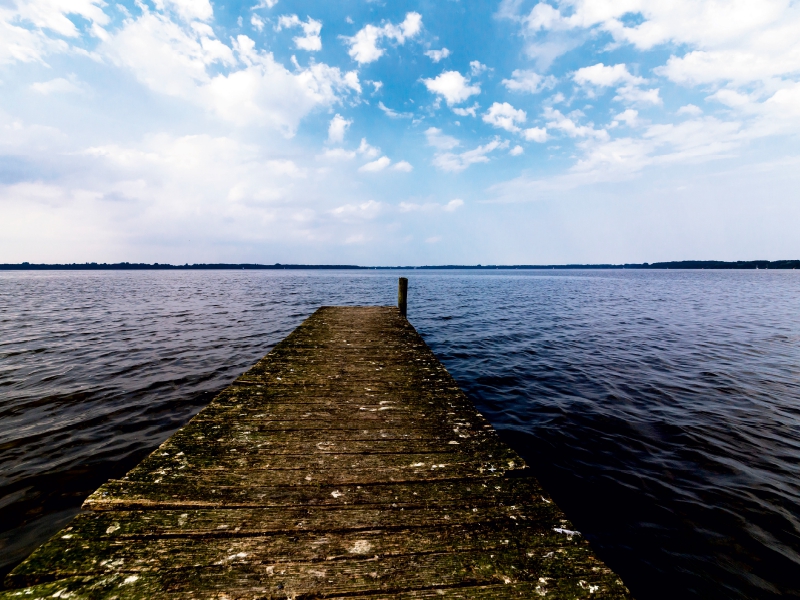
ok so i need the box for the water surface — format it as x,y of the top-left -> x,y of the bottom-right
1,270 -> 799,598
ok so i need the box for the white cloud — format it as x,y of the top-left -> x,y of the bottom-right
444,198 -> 463,211
0,132 -> 370,260
0,0 -> 108,65
399,198 -> 463,212
470,60 -> 488,76
331,200 -> 382,219
613,109 -> 640,127
432,138 -> 508,172
452,103 -> 479,117
320,142 -> 409,173
276,14 -> 322,51
763,82 -> 800,120
359,156 -> 391,172
2,127 -> 454,261
343,71 -> 361,94
678,104 -> 703,116
250,14 -> 265,32
161,0 -> 214,22
104,12 -> 234,97
423,70 -> 480,105
425,48 -> 450,62
205,51 -> 359,133
30,77 -> 83,95
662,51 -> 776,87
320,148 -> 356,160
502,1 -> 800,103
483,102 -> 527,133
520,2 -> 564,31
503,0 -> 800,58
482,102 -> 548,142
424,127 -> 460,150
522,127 -> 547,142
490,113 -> 753,199
318,137 -> 384,167
0,19 -> 62,65
709,89 -> 760,111
327,114 -> 351,144
644,117 -> 744,161
251,0 -> 278,9
574,63 -> 645,88
502,69 -> 554,94
496,2 -> 586,70
565,116 -> 747,183
84,134 -> 305,184
493,1 -> 800,193
510,145 -> 524,155
343,12 -> 422,64
378,102 -> 413,119
399,202 -> 429,212
544,107 -> 608,140
392,161 -> 413,172
615,85 -> 662,106
573,63 -> 661,106
357,138 -> 380,158
102,11 -> 360,136
9,0 -> 110,39
0,114 -> 67,155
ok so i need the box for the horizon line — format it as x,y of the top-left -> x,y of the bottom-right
2,260 -> 800,271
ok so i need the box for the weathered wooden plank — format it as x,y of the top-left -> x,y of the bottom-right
3,547 -> 625,599
126,445 -> 520,473
84,476 -> 549,510
8,521 -> 585,586
191,392 -> 493,423
187,414 -> 490,432
196,391 -> 486,418
0,578 -> 630,600
159,440 -> 511,458
17,503 -> 565,542
121,464 -> 520,487
334,580 -> 632,600
158,430 -> 510,456
194,409 -> 491,432
150,425 -> 489,443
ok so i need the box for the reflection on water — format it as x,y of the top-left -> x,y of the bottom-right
1,270 -> 799,598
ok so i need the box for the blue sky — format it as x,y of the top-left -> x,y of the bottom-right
2,0 -> 799,264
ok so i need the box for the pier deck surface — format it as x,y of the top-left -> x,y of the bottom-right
4,307 -> 631,599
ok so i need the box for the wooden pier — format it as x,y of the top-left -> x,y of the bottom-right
4,305 -> 631,599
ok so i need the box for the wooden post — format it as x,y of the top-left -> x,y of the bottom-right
398,277 -> 408,317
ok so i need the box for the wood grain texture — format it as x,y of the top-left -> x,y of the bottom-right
3,306 -> 632,599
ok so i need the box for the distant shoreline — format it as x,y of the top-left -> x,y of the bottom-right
2,261 -> 799,270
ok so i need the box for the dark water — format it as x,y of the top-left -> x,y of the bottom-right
1,270 -> 799,598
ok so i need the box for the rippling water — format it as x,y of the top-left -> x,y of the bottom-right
1,270 -> 799,598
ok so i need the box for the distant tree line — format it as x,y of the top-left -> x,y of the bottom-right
414,260 -> 800,270
2,260 -> 799,270
0,263 -> 362,270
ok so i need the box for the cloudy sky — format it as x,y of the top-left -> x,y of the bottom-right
2,0 -> 799,265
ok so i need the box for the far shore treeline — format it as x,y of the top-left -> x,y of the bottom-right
2,261 -> 800,270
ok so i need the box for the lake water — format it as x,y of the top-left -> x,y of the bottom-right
1,269 -> 799,598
